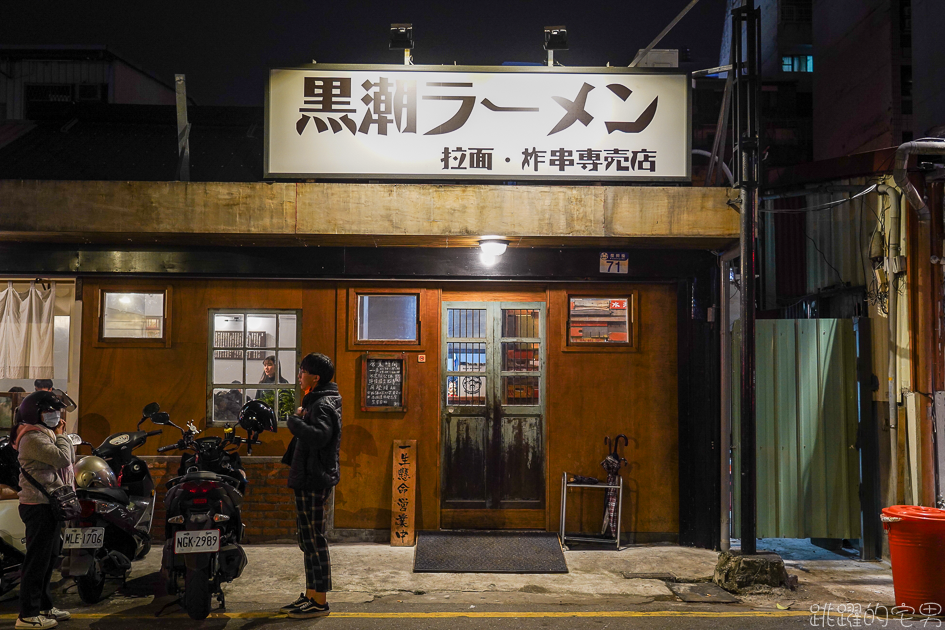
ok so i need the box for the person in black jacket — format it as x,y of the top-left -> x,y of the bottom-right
279,353 -> 341,620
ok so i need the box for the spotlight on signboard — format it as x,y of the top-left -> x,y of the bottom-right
543,25 -> 567,67
390,23 -> 414,65
543,26 -> 568,51
390,23 -> 414,49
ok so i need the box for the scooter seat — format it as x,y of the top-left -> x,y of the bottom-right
79,487 -> 129,506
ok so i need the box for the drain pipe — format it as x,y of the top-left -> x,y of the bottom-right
879,138 -> 945,505
877,183 -> 902,505
719,244 -> 739,551
893,138 -> 945,224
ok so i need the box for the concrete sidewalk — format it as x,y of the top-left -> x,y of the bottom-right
95,538 -> 893,611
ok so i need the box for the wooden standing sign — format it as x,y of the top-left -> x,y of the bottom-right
361,352 -> 407,412
390,440 -> 417,546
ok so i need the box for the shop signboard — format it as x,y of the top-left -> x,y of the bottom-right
266,64 -> 690,181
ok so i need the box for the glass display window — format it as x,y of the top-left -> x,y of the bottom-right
208,309 -> 301,425
568,297 -> 631,345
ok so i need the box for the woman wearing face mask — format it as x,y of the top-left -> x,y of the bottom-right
13,391 -> 76,630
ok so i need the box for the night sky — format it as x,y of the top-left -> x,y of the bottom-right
2,0 -> 728,106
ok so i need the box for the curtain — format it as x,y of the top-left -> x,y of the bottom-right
0,281 -> 56,379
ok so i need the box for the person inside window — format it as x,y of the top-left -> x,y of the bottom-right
259,356 -> 288,384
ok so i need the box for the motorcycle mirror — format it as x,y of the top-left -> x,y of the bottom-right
151,411 -> 171,426
142,402 -> 161,417
66,433 -> 83,446
51,389 -> 77,413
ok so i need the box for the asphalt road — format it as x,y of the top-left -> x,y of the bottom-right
0,578 -> 915,630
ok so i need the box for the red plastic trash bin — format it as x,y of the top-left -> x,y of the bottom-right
882,505 -> 945,613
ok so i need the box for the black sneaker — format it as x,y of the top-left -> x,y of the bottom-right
287,599 -> 330,619
279,593 -> 308,614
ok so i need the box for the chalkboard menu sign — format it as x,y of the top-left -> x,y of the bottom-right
361,353 -> 407,412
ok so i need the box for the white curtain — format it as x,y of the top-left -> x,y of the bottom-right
0,281 -> 56,379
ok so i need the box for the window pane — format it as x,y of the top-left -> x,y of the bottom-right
569,297 -> 630,344
278,314 -> 297,348
502,342 -> 540,371
254,388 -> 297,422
502,376 -> 540,405
247,354 -> 268,384
358,295 -> 418,341
502,309 -> 540,338
213,349 -> 244,384
102,292 -> 164,338
246,314 -> 277,359
447,375 -> 486,406
213,313 -> 244,347
212,387 -> 244,424
446,343 -> 486,372
782,56 -> 792,72
447,308 -> 487,338
278,350 -> 297,384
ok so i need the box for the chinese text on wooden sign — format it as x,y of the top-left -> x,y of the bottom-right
391,439 -> 417,546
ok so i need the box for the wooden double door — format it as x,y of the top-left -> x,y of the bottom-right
440,302 -> 546,529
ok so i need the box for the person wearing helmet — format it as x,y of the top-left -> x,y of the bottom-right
279,353 -> 341,620
13,391 -> 76,629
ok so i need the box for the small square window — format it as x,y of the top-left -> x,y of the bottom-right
782,56 -> 793,72
101,291 -> 166,340
357,294 -> 419,343
568,297 -> 631,345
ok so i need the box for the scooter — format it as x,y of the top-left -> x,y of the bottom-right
60,404 -> 164,603
153,400 -> 270,620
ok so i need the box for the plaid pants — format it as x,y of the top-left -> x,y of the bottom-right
295,488 -> 332,592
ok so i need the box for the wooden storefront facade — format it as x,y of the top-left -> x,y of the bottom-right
0,180 -> 737,549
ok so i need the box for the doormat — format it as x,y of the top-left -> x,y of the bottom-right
413,531 -> 568,574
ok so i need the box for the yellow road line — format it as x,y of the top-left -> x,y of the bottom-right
0,610 -> 837,620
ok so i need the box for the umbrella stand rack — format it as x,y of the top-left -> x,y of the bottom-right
558,472 -> 623,550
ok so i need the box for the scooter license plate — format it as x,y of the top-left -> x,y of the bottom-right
63,527 -> 104,549
174,529 -> 220,554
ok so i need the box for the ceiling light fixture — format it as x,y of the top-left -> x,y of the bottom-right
479,237 -> 509,257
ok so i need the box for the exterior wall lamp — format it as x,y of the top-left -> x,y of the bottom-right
479,237 -> 509,266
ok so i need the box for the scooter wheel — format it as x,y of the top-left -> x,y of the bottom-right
183,568 -> 212,620
76,572 -> 105,604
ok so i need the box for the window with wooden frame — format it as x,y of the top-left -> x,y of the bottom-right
351,290 -> 421,348
208,309 -> 301,426
565,292 -> 639,351
97,287 -> 172,348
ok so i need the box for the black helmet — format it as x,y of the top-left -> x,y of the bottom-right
18,391 -> 66,428
238,400 -> 277,434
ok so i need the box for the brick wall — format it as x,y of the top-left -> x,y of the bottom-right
142,456 -> 299,543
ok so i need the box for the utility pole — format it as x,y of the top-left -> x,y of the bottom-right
733,1 -> 761,555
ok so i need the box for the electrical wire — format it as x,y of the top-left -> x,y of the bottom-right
760,183 -> 878,213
